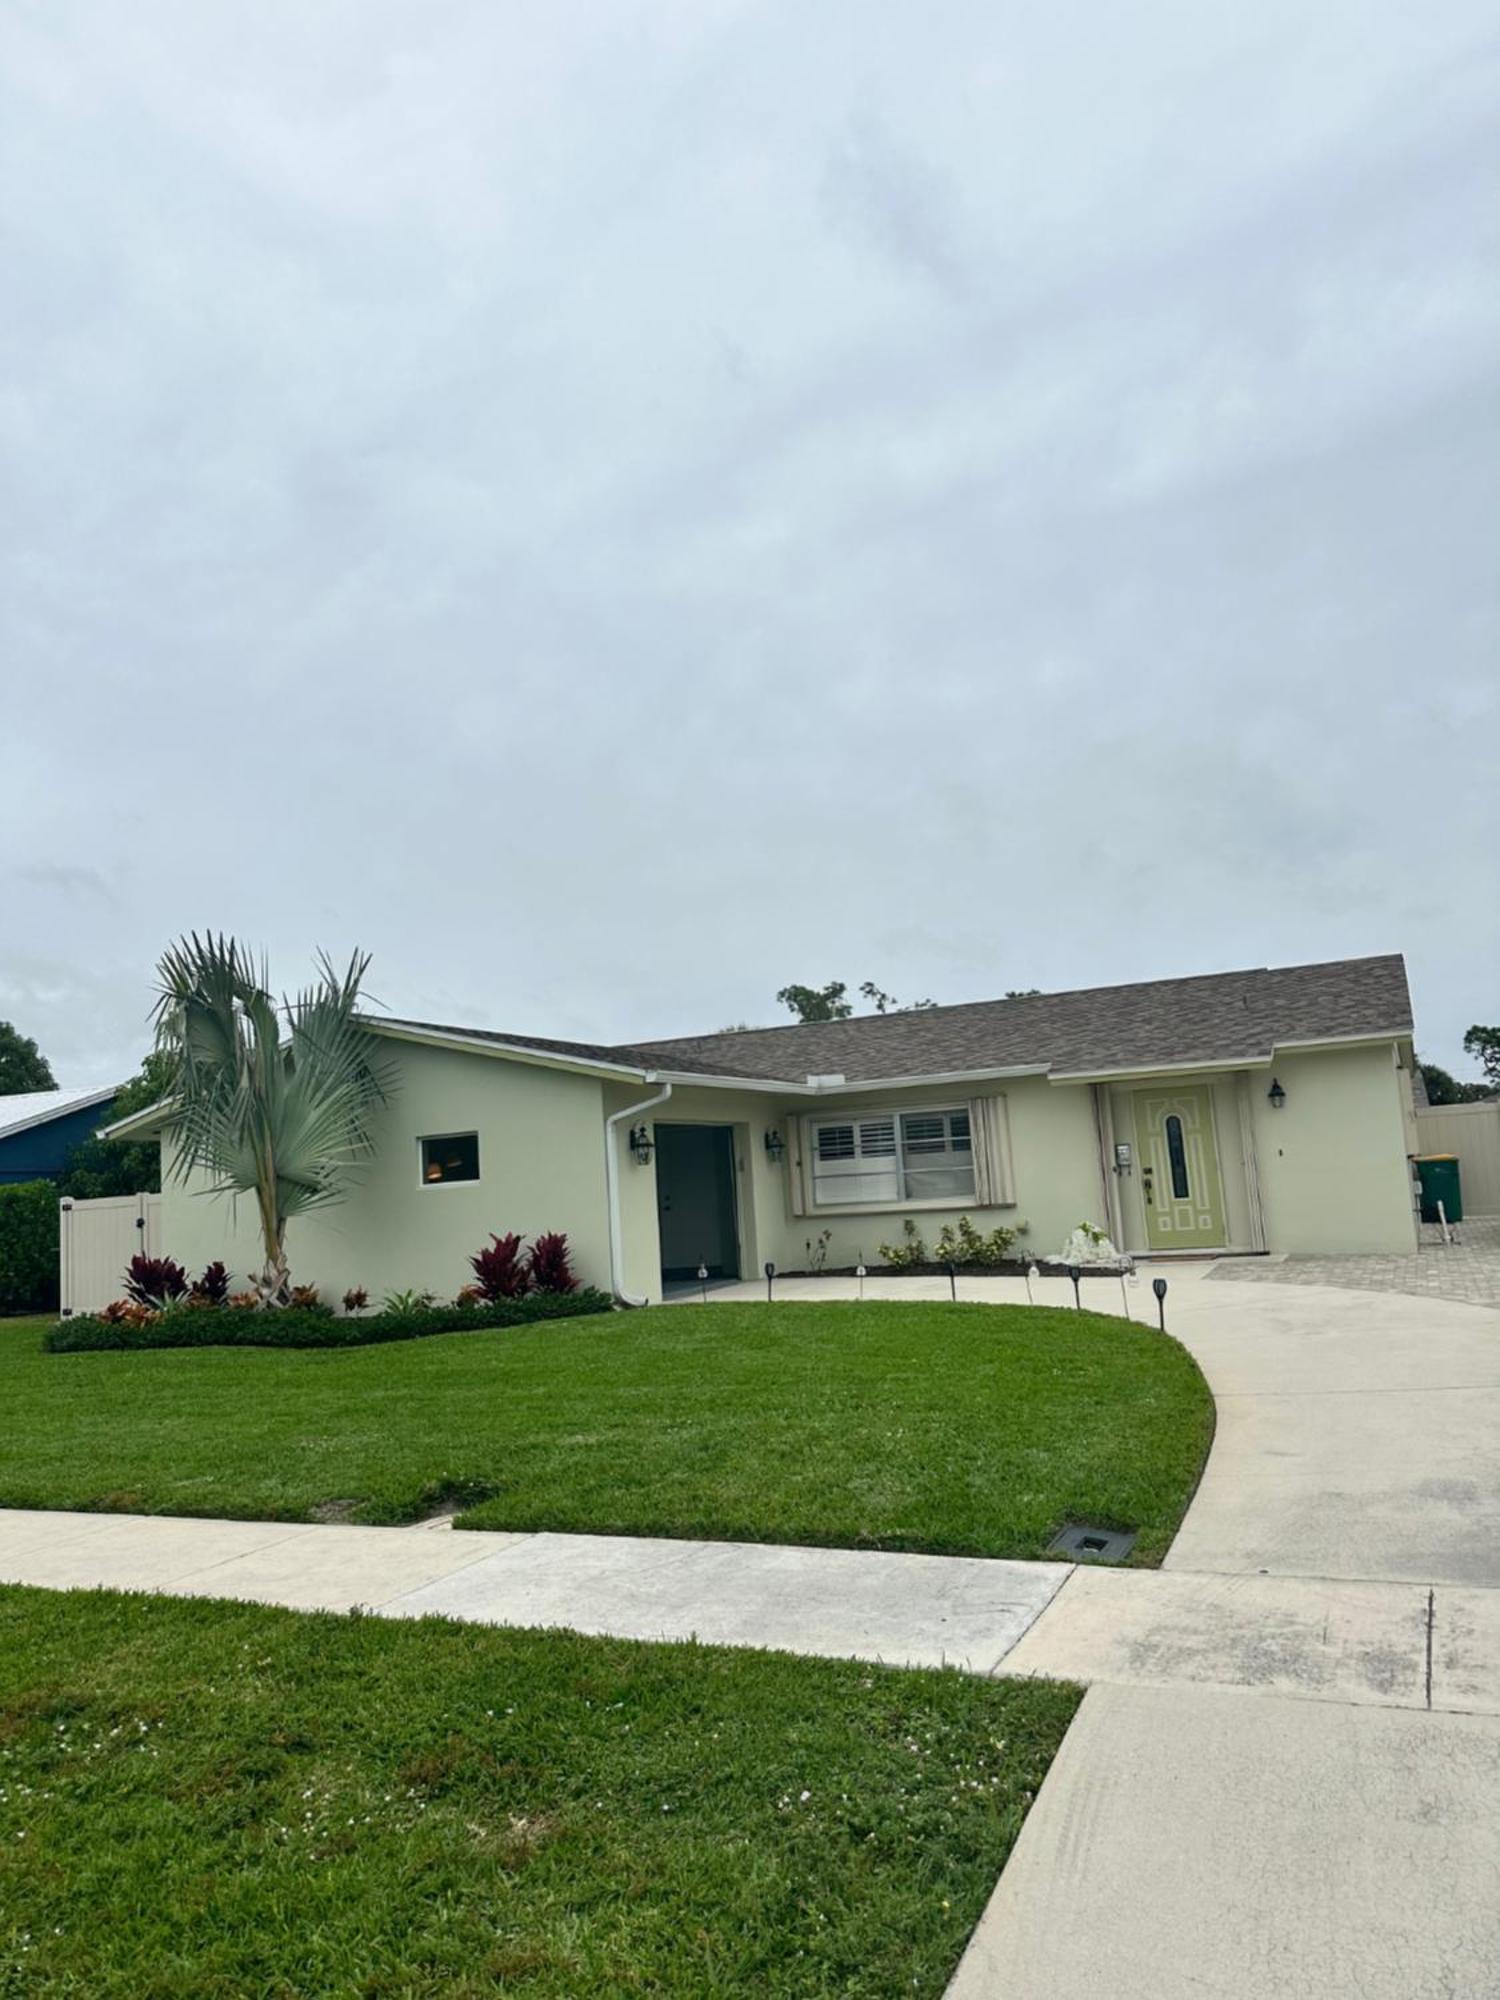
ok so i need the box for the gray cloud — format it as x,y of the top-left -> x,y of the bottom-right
1,0 -> 1495,1086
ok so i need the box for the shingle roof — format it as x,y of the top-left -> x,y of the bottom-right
373,954 -> 1412,1089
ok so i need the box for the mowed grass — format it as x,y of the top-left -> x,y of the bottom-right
0,1584 -> 1080,1997
0,1302 -> 1213,1562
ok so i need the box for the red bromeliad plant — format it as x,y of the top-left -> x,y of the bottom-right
194,1261 -> 230,1305
527,1231 -> 578,1294
469,1232 -> 531,1300
123,1254 -> 189,1310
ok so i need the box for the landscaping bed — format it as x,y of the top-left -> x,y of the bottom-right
1,1301 -> 1213,1560
817,1261 -> 1128,1280
47,1288 -> 614,1352
0,1583 -> 1080,1997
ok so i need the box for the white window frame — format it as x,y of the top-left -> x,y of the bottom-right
417,1130 -> 481,1189
806,1105 -> 976,1213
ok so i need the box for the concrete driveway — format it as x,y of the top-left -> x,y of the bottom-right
946,1271 -> 1500,1998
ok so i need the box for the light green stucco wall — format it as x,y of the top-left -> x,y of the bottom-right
1248,1042 -> 1416,1254
1108,1044 -> 1416,1256
157,1037 -> 612,1301
605,1073 -> 1112,1295
155,1031 -> 1418,1304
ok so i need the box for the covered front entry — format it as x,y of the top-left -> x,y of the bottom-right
655,1124 -> 741,1282
1133,1085 -> 1227,1250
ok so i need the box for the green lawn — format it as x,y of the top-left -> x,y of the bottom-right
0,1301 -> 1213,1562
0,1584 -> 1080,1997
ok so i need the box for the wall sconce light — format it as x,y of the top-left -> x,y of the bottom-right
1267,1077 -> 1286,1110
763,1129 -> 786,1165
628,1124 -> 654,1165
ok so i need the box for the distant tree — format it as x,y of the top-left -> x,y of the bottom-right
858,982 -> 936,1015
0,1022 -> 56,1094
1462,1025 -> 1500,1094
1004,988 -> 1042,999
777,982 -> 854,1023
57,1051 -> 174,1198
1416,1057 -> 1490,1105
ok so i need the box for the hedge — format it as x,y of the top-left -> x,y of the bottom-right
0,1180 -> 59,1316
45,1288 -> 615,1353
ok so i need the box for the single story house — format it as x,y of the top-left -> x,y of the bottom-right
107,953 -> 1421,1307
0,1086 -> 118,1184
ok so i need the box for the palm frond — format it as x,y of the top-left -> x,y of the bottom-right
153,935 -> 395,1290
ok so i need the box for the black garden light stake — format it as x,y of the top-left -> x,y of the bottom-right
1152,1275 -> 1168,1331
697,1261 -> 709,1304
945,1259 -> 957,1301
765,1260 -> 776,1303
1067,1263 -> 1082,1311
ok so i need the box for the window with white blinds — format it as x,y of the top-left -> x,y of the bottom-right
810,1108 -> 974,1207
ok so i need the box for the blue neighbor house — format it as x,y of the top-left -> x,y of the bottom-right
0,1088 -> 119,1185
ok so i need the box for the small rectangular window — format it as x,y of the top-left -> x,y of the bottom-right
420,1132 -> 480,1185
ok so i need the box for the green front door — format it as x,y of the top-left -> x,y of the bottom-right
1133,1086 -> 1226,1251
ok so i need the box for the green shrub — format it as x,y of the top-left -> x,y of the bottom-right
877,1219 -> 928,1268
0,1181 -> 59,1315
45,1288 -> 614,1353
933,1215 -> 1030,1265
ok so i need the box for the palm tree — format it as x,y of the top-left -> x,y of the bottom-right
152,935 -> 394,1304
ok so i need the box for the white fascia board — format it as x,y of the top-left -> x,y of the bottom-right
97,1098 -> 175,1140
1268,1029 -> 1414,1055
1050,1029 -> 1413,1085
781,1063 -> 1052,1098
364,1019 -> 655,1083
1049,1056 -> 1273,1084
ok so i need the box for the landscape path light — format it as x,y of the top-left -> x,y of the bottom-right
1152,1275 -> 1168,1331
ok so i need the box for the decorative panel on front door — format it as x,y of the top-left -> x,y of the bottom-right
1132,1086 -> 1226,1251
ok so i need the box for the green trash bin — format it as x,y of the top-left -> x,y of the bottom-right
1415,1154 -> 1463,1225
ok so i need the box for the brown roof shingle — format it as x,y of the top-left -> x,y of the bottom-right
374,954 -> 1412,1088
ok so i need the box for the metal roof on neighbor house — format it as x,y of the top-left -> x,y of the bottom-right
375,953 -> 1412,1089
0,1085 -> 119,1141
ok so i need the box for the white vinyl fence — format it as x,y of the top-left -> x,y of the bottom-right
1413,1102 -> 1500,1217
59,1192 -> 162,1317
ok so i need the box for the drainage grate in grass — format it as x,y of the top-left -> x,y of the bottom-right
1048,1522 -> 1138,1562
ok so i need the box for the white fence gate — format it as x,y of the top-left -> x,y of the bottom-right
59,1192 -> 162,1317
1413,1102 -> 1500,1217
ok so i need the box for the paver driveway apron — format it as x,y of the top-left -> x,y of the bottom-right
948,1271 -> 1500,1999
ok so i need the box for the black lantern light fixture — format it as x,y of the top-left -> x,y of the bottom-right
1267,1077 -> 1287,1110
628,1124 -> 654,1165
1067,1262 -> 1083,1310
764,1128 -> 786,1165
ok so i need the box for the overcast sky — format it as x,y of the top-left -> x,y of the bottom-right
3,1 -> 1496,1087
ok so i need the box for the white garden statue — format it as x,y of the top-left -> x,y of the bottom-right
1055,1221 -> 1124,1267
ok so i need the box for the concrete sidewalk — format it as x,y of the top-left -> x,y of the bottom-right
3,1508 -> 1498,1719
0,1509 -> 1068,1672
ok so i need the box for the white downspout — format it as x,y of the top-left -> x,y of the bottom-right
605,1077 -> 673,1307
